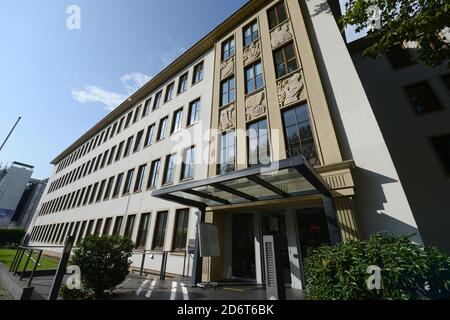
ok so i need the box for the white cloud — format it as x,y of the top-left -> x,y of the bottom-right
72,86 -> 126,111
121,72 -> 153,94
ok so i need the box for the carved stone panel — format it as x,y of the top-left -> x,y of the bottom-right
245,91 -> 267,121
219,104 -> 236,131
277,72 -> 304,108
220,57 -> 234,80
270,22 -> 293,48
243,40 -> 261,65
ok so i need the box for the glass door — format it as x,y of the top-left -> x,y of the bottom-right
231,214 -> 256,280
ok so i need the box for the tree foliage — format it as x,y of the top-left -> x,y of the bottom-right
304,232 -> 450,300
340,0 -> 450,68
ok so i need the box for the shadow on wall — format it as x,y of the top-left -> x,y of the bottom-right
310,0 -> 332,17
353,167 -> 422,244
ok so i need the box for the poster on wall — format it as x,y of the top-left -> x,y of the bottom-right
199,223 -> 220,257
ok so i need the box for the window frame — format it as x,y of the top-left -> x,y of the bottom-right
172,209 -> 190,251
152,211 -> 168,251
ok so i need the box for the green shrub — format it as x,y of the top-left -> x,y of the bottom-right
304,232 -> 450,300
0,228 -> 26,246
71,235 -> 134,298
59,284 -> 89,300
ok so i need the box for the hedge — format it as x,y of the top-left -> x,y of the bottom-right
0,228 -> 26,246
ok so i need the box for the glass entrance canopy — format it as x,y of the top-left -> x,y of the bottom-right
152,156 -> 333,210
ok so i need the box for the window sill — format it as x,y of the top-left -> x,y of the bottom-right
276,68 -> 301,82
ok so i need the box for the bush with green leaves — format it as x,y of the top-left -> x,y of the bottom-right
0,228 -> 25,246
304,232 -> 450,300
59,284 -> 89,300
71,235 -> 134,298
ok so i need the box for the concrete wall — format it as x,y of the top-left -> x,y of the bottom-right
351,49 -> 450,252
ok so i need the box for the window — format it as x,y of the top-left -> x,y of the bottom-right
108,146 -> 116,165
96,179 -> 106,202
282,103 -> 317,161
124,136 -> 134,157
153,91 -> 162,110
112,216 -> 123,236
164,82 -> 175,102
243,20 -> 259,47
83,185 -> 92,206
123,168 -> 135,195
142,98 -> 151,117
220,77 -> 235,107
431,134 -> 450,175
188,99 -> 201,126
112,173 -> 124,198
76,221 -> 86,245
124,215 -> 136,239
115,141 -> 124,161
152,212 -> 168,250
268,1 -> 287,29
89,182 -> 99,204
171,108 -> 184,134
100,150 -> 108,168
217,130 -> 236,174
103,176 -> 115,201
144,124 -> 155,147
173,209 -> 189,251
245,61 -> 264,94
94,219 -> 103,235
133,105 -> 141,123
247,119 -> 271,167
222,37 -> 235,61
181,146 -> 196,180
117,117 -> 125,133
125,111 -> 133,128
442,74 -> 450,91
111,122 -> 117,138
94,154 -> 102,172
178,72 -> 189,94
273,43 -> 298,78
135,213 -> 151,249
147,159 -> 161,189
102,218 -> 112,236
192,61 -> 204,84
157,117 -> 169,140
405,82 -> 442,114
133,130 -> 144,153
134,164 -> 146,192
86,220 -> 95,237
163,154 -> 177,185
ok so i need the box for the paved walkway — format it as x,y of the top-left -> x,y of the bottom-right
0,283 -> 12,300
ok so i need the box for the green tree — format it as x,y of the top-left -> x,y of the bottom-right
71,235 -> 134,298
340,0 -> 450,68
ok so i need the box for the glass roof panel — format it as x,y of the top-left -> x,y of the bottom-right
258,168 -> 315,195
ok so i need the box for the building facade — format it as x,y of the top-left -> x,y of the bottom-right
26,0 -> 441,291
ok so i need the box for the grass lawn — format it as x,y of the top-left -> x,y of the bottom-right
0,248 -> 60,271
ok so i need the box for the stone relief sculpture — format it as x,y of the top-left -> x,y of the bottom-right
243,41 -> 261,65
220,58 -> 234,79
219,104 -> 236,131
245,91 -> 267,121
277,73 -> 304,107
270,22 -> 293,48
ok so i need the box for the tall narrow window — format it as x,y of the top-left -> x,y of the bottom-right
181,146 -> 196,180
222,37 -> 235,61
153,91 -> 162,110
100,150 -> 109,168
133,130 -> 144,153
217,130 -> 236,174
89,182 -> 99,204
247,119 -> 270,167
268,1 -> 287,29
282,103 -> 317,161
144,124 -> 155,147
76,221 -> 87,245
243,20 -> 259,47
163,154 -> 177,185
86,220 -> 95,237
142,98 -> 151,117
94,219 -> 103,235
112,173 -> 124,198
152,212 -> 168,250
134,164 -> 147,193
124,111 -> 133,128
188,98 -> 201,126
220,77 -> 235,107
123,136 -> 134,157
173,209 -> 189,251
122,168 -> 135,195
133,105 -> 141,123
124,215 -> 136,239
430,134 -> 450,175
178,72 -> 189,94
135,213 -> 151,249
117,117 -> 125,133
103,176 -> 115,201
96,179 -> 106,202
192,61 -> 204,84
164,82 -> 175,103
147,159 -> 161,189
273,43 -> 298,78
115,141 -> 125,162
111,122 -> 117,138
83,185 -> 92,206
245,61 -> 264,94
405,82 -> 442,114
171,108 -> 184,134
112,216 -> 123,236
108,146 -> 116,165
157,117 -> 169,140
102,217 -> 112,236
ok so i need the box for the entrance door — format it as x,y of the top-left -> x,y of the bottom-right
261,214 -> 292,285
231,214 -> 256,280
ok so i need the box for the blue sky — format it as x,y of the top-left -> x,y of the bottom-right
0,0 -> 358,179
